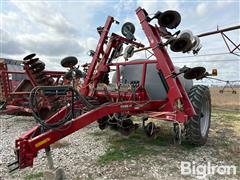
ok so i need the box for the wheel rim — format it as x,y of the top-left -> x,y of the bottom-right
200,97 -> 210,137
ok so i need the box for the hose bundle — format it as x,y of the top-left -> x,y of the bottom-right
29,86 -> 94,130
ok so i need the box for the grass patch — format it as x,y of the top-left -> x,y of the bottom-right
181,141 -> 196,150
218,138 -> 233,147
97,109 -> 239,165
24,172 -> 43,180
212,109 -> 240,122
221,114 -> 240,122
98,128 -> 176,165
212,109 -> 240,136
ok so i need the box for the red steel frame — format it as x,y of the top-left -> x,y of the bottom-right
12,7 -> 196,170
0,60 -> 65,115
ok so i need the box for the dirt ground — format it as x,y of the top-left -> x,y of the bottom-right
0,107 -> 239,180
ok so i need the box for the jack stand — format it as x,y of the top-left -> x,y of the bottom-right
44,147 -> 67,180
45,147 -> 54,170
173,122 -> 182,145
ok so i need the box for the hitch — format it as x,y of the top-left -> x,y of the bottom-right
8,147 -> 55,172
8,139 -> 36,172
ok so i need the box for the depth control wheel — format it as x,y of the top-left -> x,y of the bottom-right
145,122 -> 157,137
97,116 -> 108,130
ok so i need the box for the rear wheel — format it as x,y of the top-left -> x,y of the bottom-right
185,85 -> 211,146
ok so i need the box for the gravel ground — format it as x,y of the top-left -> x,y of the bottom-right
0,110 -> 239,180
0,115 -> 108,180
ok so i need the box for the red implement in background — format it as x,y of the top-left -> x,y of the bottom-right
0,58 -> 65,115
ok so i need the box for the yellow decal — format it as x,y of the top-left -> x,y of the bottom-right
35,138 -> 50,148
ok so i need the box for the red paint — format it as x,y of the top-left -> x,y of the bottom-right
12,7 -> 197,170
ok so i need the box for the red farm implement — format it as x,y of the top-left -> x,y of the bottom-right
0,56 -> 65,116
8,7 -> 215,172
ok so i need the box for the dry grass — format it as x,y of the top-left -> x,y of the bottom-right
210,87 -> 240,110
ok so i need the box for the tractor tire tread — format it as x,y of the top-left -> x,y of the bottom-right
185,85 -> 211,146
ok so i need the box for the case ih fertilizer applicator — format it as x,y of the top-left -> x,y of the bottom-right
8,7 -> 217,172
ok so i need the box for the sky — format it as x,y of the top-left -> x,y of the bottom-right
1,0 -> 240,85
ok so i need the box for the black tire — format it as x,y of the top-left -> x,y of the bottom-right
99,73 -> 109,85
145,122 -> 156,137
97,116 -> 109,130
158,10 -> 181,29
121,22 -> 135,37
64,69 -> 83,81
23,53 -> 36,60
61,56 -> 78,68
32,64 -> 45,74
185,85 -> 211,146
24,58 -> 39,65
29,61 -> 45,70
